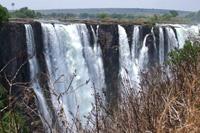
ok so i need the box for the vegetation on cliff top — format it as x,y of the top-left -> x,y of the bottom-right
0,5 -> 9,24
10,7 -> 42,19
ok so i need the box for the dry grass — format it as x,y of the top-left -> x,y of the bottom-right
1,43 -> 200,133
79,43 -> 200,133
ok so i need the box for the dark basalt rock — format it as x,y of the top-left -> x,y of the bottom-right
0,20 -> 174,127
163,27 -> 170,62
30,22 -> 51,94
98,24 -> 119,107
31,22 -> 60,131
153,27 -> 160,63
0,22 -> 44,132
146,34 -> 157,66
0,22 -> 29,95
86,24 -> 96,48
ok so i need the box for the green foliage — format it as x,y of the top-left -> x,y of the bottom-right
149,14 -> 159,23
161,13 -> 172,21
168,41 -> 200,66
0,84 -> 7,109
0,85 -> 29,133
97,13 -> 109,19
0,4 -> 9,24
186,10 -> 200,22
148,10 -> 180,24
11,7 -> 41,18
169,10 -> 179,17
0,111 -> 29,133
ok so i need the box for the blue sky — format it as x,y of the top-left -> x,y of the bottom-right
1,0 -> 199,11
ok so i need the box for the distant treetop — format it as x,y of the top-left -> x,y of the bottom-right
0,4 -> 9,24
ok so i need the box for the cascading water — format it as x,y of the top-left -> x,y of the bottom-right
159,27 -> 165,65
25,24 -> 52,131
118,25 -> 134,89
24,22 -> 200,132
138,33 -> 149,71
175,26 -> 188,49
131,26 -> 140,59
175,25 -> 200,48
79,25 -> 105,96
39,23 -> 106,131
42,23 -> 92,127
165,27 -> 179,51
118,25 -> 144,91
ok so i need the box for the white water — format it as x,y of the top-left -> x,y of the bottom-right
159,27 -> 165,65
25,23 -> 200,132
80,25 -> 105,96
131,26 -> 140,59
118,25 -> 141,90
138,34 -> 149,71
175,25 -> 200,48
25,24 -> 52,131
165,27 -> 179,52
40,23 -> 106,131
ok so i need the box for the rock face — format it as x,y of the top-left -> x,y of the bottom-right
98,24 -> 120,106
0,22 -> 166,108
0,21 -> 158,102
1,21 -> 192,132
0,23 -> 29,95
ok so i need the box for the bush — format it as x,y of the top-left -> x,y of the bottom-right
169,10 -> 179,17
0,84 -> 29,133
168,41 -> 200,68
97,13 -> 109,19
11,7 -> 41,18
79,41 -> 200,133
0,5 -> 9,24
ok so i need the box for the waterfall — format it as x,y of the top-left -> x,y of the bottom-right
138,34 -> 149,71
118,25 -> 140,91
25,24 -> 52,131
159,27 -> 165,64
40,23 -> 106,130
131,26 -> 140,59
165,27 -> 179,52
80,25 -> 105,96
175,26 -> 188,49
131,26 -> 140,85
175,25 -> 200,48
24,22 -> 200,132
118,25 -> 133,89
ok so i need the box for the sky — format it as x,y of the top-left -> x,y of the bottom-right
0,0 -> 200,11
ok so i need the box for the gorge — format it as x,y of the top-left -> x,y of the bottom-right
0,21 -> 199,132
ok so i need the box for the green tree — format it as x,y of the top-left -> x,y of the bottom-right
169,10 -> 179,17
12,7 -> 41,18
79,13 -> 89,19
149,14 -> 160,23
97,13 -> 109,19
0,4 -> 9,24
168,41 -> 200,67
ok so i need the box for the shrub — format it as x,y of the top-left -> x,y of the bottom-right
0,84 -> 29,133
81,41 -> 200,133
0,5 -> 9,24
97,13 -> 109,19
11,7 -> 41,18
